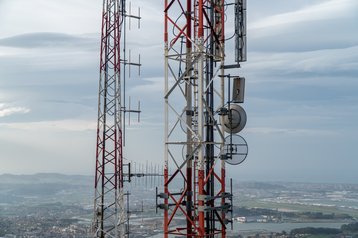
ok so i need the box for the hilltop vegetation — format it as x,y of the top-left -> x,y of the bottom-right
289,222 -> 358,237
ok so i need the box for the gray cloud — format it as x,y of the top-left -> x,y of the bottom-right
0,32 -> 97,49
247,0 -> 358,52
248,20 -> 358,53
242,46 -> 358,80
0,0 -> 357,183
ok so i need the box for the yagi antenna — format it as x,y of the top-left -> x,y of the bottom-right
127,96 -> 141,126
128,49 -> 141,78
128,2 -> 141,30
93,0 -> 144,236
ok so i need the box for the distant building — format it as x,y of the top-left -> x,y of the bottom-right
236,217 -> 247,223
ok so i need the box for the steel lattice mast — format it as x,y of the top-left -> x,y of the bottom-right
93,0 -> 126,237
161,0 -> 247,237
163,0 -> 226,237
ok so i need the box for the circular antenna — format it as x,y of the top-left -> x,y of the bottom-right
221,135 -> 248,165
221,104 -> 247,134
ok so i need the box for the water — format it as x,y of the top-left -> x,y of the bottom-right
236,222 -> 347,233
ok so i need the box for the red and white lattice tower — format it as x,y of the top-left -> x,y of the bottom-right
92,0 -> 137,237
161,0 -> 247,237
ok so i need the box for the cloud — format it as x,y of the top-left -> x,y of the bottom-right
0,38 -> 99,79
129,77 -> 163,94
0,0 -> 101,38
0,32 -> 97,49
250,0 -> 357,30
0,119 -> 96,132
244,45 -> 358,79
246,127 -> 336,136
0,103 -> 30,117
0,0 -> 356,182
247,0 -> 358,52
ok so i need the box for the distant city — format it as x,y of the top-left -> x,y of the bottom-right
0,173 -> 358,237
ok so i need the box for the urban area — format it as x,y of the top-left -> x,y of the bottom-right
1,174 -> 358,237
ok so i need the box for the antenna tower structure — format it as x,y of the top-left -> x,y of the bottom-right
92,0 -> 141,237
160,0 -> 247,237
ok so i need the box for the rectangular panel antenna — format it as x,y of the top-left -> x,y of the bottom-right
235,0 -> 247,62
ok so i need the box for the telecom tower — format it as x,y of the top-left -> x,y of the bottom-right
159,0 -> 247,237
92,0 -> 140,237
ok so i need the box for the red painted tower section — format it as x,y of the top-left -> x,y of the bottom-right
93,1 -> 126,237
162,0 -> 233,237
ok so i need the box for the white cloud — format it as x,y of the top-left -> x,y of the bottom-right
243,45 -> 358,80
0,0 -> 101,38
0,42 -> 98,85
0,103 -> 30,117
246,127 -> 336,136
250,0 -> 357,30
0,119 -> 96,132
246,0 -> 358,53
0,32 -> 98,49
0,0 -> 357,182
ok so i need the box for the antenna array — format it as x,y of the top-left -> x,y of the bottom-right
92,1 -> 143,237
157,0 -> 248,237
91,0 -> 248,237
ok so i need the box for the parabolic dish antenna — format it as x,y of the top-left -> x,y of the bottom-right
221,103 -> 247,134
221,134 -> 248,165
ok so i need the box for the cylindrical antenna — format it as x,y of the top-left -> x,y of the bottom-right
138,7 -> 141,29
134,162 -> 137,186
231,178 -> 233,230
138,101 -> 141,122
128,96 -> 131,126
139,54 -> 141,76
150,162 -> 153,187
155,186 -> 158,214
142,164 -> 147,186
141,200 -> 144,223
129,49 -> 131,78
128,162 -> 131,183
129,1 -> 132,30
155,164 -> 158,186
145,161 -> 148,189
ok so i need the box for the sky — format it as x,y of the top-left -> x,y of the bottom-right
0,0 -> 357,184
